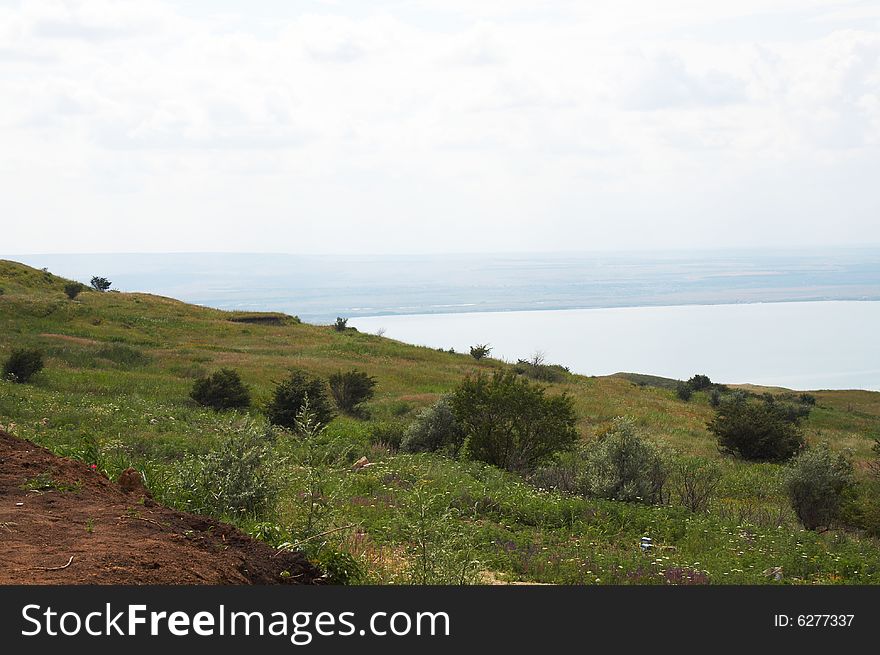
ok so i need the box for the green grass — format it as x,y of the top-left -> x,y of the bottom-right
2,258 -> 880,584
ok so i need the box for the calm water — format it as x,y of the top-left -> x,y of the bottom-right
351,301 -> 880,391
8,251 -> 880,390
9,249 -> 880,323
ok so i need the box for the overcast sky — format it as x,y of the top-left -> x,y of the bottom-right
2,0 -> 879,255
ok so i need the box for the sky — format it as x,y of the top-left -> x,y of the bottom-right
1,0 -> 879,255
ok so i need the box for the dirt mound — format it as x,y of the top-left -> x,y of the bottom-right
0,431 -> 324,585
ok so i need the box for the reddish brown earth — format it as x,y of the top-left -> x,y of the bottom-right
0,430 -> 323,585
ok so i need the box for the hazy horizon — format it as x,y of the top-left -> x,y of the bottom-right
7,249 -> 880,324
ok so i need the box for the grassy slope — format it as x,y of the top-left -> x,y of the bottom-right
2,259 -> 880,584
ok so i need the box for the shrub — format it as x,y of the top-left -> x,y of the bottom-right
197,425 -> 276,517
513,352 -> 570,382
90,276 -> 111,292
784,444 -> 854,530
334,317 -> 348,331
400,397 -> 465,456
708,396 -> 806,462
267,370 -> 335,430
687,374 -> 713,391
799,393 -> 817,406
63,282 -> 84,300
369,422 -> 406,452
314,549 -> 366,585
529,447 -> 585,493
675,381 -> 693,401
708,389 -> 722,407
469,344 -> 491,360
582,417 -> 667,504
451,370 -> 578,472
668,457 -> 721,513
3,349 -> 44,383
190,369 -> 251,411
328,369 -> 376,415
158,421 -> 277,519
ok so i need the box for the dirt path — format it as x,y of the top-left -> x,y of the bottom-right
0,430 -> 323,585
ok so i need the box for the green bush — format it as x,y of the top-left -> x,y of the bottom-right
451,370 -> 578,472
400,396 -> 465,456
668,456 -> 721,513
687,374 -> 713,391
267,369 -> 335,431
369,422 -> 406,452
785,444 -> 854,531
513,353 -> 570,382
63,282 -> 84,300
190,368 -> 251,411
582,417 -> 667,504
708,396 -> 806,462
159,421 -> 277,519
90,276 -> 111,292
3,348 -> 44,383
676,381 -> 693,401
469,344 -> 491,360
314,549 -> 366,585
328,369 -> 376,415
334,317 -> 348,332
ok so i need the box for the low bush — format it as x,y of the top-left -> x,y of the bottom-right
513,353 -> 570,382
668,457 -> 721,513
469,344 -> 491,360
63,282 -> 84,300
267,370 -> 335,431
451,370 -> 578,473
369,422 -> 406,452
400,397 -> 465,456
676,382 -> 693,401
708,395 -> 806,462
687,374 -> 713,391
190,368 -> 251,411
581,417 -> 667,504
3,348 -> 44,383
328,369 -> 376,415
90,276 -> 111,292
160,421 -> 277,519
334,317 -> 348,332
785,444 -> 854,531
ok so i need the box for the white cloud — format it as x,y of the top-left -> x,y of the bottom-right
0,0 -> 878,254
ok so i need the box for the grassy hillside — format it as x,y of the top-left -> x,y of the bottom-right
2,259 -> 880,584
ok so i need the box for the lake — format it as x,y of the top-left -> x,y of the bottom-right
7,250 -> 880,390
350,301 -> 880,391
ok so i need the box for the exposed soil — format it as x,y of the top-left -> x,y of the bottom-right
0,430 -> 324,585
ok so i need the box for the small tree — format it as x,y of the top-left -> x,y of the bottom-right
328,369 -> 376,415
451,370 -> 578,472
3,349 -> 44,383
190,369 -> 251,411
785,444 -> 854,530
708,396 -> 806,462
469,344 -> 491,360
582,417 -> 667,504
90,276 -> 111,292
63,282 -> 84,300
266,370 -> 335,431
334,317 -> 348,332
401,396 -> 465,456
